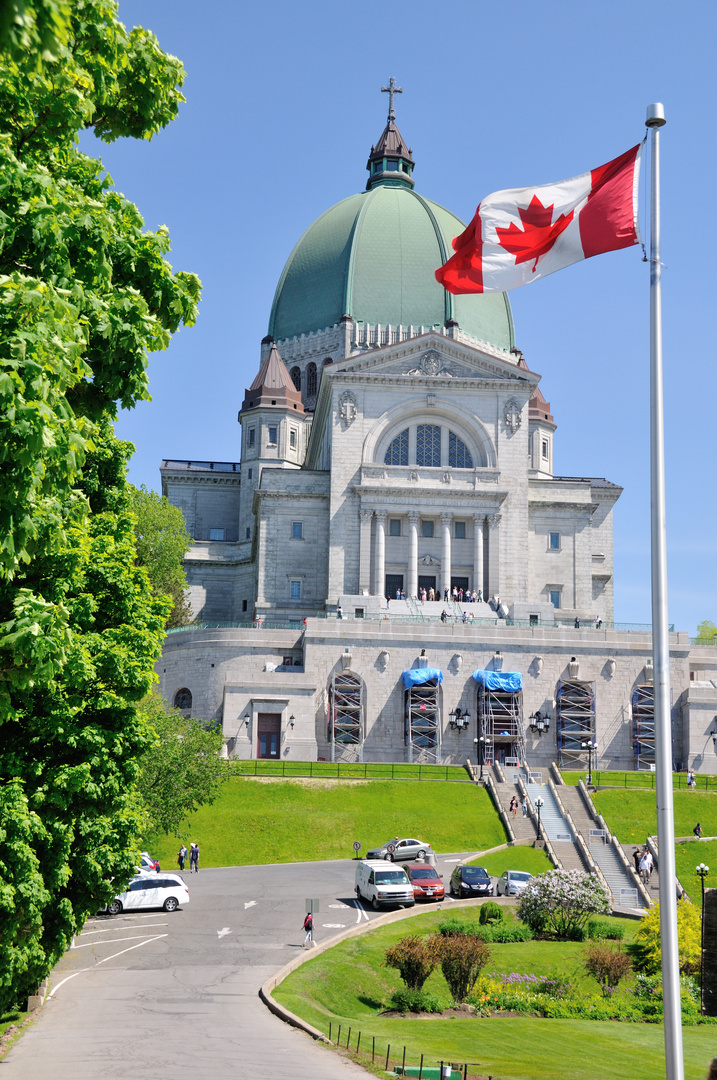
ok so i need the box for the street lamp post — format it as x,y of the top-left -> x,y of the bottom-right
696,862 -> 709,911
582,739 -> 597,787
473,736 -> 486,783
535,796 -> 544,833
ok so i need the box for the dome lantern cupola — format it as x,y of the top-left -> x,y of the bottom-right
366,78 -> 414,190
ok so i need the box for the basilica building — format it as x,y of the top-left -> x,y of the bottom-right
157,99 -> 717,775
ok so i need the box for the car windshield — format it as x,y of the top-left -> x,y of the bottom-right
463,867 -> 489,879
411,868 -> 439,880
508,872 -> 532,882
375,870 -> 409,884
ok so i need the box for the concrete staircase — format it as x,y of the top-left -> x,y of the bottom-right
490,767 -> 538,843
557,779 -> 650,910
524,782 -> 588,873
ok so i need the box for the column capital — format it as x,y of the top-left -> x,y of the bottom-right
407,510 -> 419,523
473,512 -> 486,525
359,508 -> 373,523
487,513 -> 502,528
375,509 -> 387,522
440,512 -> 453,526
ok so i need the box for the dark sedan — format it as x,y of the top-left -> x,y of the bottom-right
449,865 -> 493,898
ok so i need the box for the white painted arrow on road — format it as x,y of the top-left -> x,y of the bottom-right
244,900 -> 257,910
217,927 -> 231,938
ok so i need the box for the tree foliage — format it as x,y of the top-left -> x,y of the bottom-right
583,941 -> 632,996
433,931 -> 491,1003
695,620 -> 717,644
135,693 -> 224,837
518,870 -> 611,940
384,935 -> 439,992
0,0 -> 199,1011
628,900 -> 702,975
130,485 -> 192,628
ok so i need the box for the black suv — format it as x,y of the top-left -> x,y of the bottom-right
449,865 -> 493,898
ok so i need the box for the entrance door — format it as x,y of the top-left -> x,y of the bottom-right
385,573 -> 404,599
418,575 -> 436,596
257,713 -> 281,759
451,576 -> 469,595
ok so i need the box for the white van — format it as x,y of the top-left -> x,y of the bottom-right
355,860 -> 415,910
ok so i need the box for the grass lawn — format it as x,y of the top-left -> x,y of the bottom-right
0,1009 -> 31,1060
675,839 -> 717,908
147,777 -> 507,866
561,770 -> 717,793
273,907 -> 711,1080
592,788 -> 717,845
466,845 -> 554,877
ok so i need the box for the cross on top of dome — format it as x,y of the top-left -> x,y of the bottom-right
381,77 -> 402,122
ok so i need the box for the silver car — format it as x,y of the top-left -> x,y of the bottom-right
496,870 -> 533,897
366,837 -> 433,862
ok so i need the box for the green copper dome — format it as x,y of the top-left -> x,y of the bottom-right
268,184 -> 514,349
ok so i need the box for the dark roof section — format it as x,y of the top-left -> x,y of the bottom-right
161,460 -> 240,473
529,384 -> 555,425
552,476 -> 622,489
366,119 -> 415,190
241,344 -> 305,414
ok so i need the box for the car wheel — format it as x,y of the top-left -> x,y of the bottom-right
107,900 -> 122,915
372,896 -> 380,911
417,849 -> 426,860
163,897 -> 179,912
386,852 -> 394,862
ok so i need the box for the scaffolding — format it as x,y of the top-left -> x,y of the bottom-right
405,679 -> 441,764
328,671 -> 363,763
477,684 -> 525,769
556,680 -> 596,768
632,684 -> 655,770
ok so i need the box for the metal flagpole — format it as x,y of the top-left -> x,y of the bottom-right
645,102 -> 684,1080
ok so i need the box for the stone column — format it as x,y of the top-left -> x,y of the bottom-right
374,510 -> 387,597
358,509 -> 372,595
486,513 -> 502,600
407,511 -> 419,598
473,514 -> 485,597
441,513 -> 452,597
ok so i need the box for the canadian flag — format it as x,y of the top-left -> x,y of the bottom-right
435,144 -> 642,294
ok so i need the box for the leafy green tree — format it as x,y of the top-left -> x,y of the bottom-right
433,931 -> 491,1003
518,869 -> 611,939
384,935 -> 439,992
0,1 -> 199,1010
130,486 -> 192,628
136,692 -> 224,838
695,620 -> 717,643
628,899 -> 702,975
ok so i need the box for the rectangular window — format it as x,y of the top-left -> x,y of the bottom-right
549,588 -> 561,609
268,426 -> 278,446
290,580 -> 301,600
389,518 -> 401,537
247,468 -> 253,480
282,656 -> 294,666
242,599 -> 248,612
248,429 -> 255,448
289,429 -> 297,449
416,424 -> 441,468
208,528 -> 225,541
245,527 -> 251,539
542,439 -> 549,459
292,521 -> 303,540
355,608 -> 365,619
454,520 -> 466,540
549,532 -> 560,550
421,519 -> 434,538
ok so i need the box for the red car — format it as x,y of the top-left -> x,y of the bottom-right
406,863 -> 444,902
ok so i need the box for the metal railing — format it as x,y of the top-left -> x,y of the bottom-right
589,770 -> 717,791
228,759 -> 473,782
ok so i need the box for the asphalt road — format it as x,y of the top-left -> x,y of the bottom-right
1,853 -> 494,1079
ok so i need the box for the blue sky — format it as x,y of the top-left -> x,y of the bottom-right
96,0 -> 716,634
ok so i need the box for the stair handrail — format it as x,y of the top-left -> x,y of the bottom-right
646,835 -> 686,902
484,772 -> 515,843
550,761 -> 565,785
578,781 -> 652,908
516,776 -> 559,868
493,760 -> 507,784
465,758 -> 477,783
547,777 -> 600,878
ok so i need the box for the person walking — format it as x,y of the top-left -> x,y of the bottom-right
177,844 -> 187,871
632,848 -> 641,874
302,911 -> 314,948
521,796 -> 528,818
189,842 -> 200,872
509,795 -> 518,818
694,822 -> 703,839
639,850 -> 651,884
687,769 -> 696,789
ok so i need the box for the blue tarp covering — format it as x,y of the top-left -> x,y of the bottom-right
401,668 -> 444,689
471,670 -> 523,692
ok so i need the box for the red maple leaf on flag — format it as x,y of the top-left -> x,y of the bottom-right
495,195 -> 574,272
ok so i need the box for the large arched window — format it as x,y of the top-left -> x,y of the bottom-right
384,429 -> 408,466
174,688 -> 192,710
290,366 -> 301,391
306,362 -> 317,396
416,424 -> 441,467
448,432 -> 473,469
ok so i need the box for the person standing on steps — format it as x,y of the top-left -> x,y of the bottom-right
509,795 -> 518,818
521,796 -> 528,818
302,911 -> 314,948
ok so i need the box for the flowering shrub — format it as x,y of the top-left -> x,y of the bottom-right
518,870 -> 611,939
628,900 -> 702,975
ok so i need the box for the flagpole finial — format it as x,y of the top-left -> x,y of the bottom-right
646,103 -> 666,128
